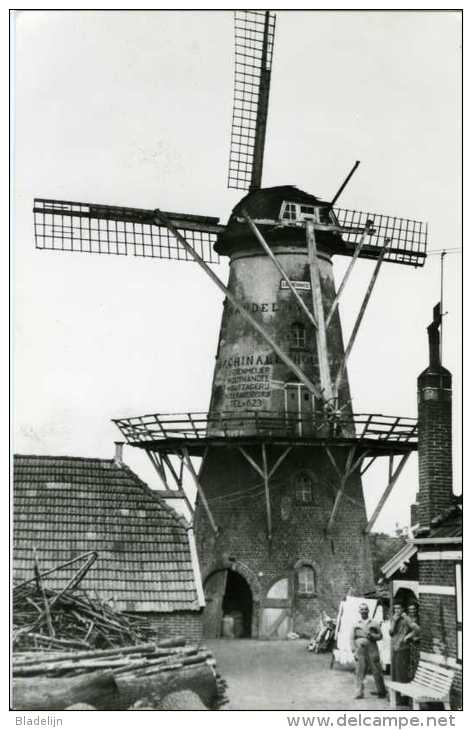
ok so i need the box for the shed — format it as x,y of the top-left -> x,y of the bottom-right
13,452 -> 205,641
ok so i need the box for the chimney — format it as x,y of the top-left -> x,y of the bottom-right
417,304 -> 453,529
114,441 -> 124,466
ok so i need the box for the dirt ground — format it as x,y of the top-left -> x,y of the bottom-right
207,639 -> 400,712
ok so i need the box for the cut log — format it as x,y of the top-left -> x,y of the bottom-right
12,669 -> 119,711
14,657 -> 142,677
160,690 -> 208,711
157,636 -> 187,648
115,663 -> 217,709
14,643 -> 157,666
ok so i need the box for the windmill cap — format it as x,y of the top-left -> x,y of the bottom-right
214,185 -> 337,257
230,185 -> 329,221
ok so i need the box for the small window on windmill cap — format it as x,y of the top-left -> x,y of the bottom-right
281,201 -> 297,220
300,205 -> 316,218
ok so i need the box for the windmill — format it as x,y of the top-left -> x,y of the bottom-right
34,11 -> 425,638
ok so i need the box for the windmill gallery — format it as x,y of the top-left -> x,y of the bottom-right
13,10 -> 461,711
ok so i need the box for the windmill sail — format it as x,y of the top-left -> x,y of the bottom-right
228,10 -> 276,191
332,207 -> 428,267
33,199 -> 224,264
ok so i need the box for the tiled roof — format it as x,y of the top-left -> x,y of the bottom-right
428,520 -> 462,540
415,502 -> 462,542
13,454 -> 200,612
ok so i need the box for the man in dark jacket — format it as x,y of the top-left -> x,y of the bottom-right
390,602 -> 419,684
350,603 -> 387,700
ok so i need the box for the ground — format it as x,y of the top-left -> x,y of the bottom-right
207,639 -> 399,711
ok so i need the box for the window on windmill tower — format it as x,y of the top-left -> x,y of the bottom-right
294,471 -> 313,504
297,565 -> 316,596
291,322 -> 306,349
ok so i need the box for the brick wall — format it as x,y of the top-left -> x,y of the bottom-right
419,593 -> 457,657
196,445 -> 374,637
140,611 -> 203,643
419,560 -> 455,587
417,548 -> 462,709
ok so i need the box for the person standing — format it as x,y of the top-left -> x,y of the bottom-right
389,602 -> 415,683
406,603 -> 420,680
350,603 -> 387,700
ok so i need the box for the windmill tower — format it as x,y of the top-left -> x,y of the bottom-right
33,11 -> 425,639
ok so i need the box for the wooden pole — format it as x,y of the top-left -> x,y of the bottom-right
261,444 -> 272,541
325,446 -> 342,477
334,240 -> 390,395
33,548 -> 54,638
360,455 -> 377,476
268,447 -> 292,478
364,453 -> 410,533
156,452 -> 194,516
326,448 -> 367,532
306,220 -> 333,402
250,10 -> 272,190
242,211 -> 318,331
326,223 -> 373,327
330,160 -> 361,206
238,447 -> 264,477
440,250 -> 446,363
146,451 -> 167,486
238,445 -> 283,543
153,210 -> 323,400
326,448 -> 355,532
181,447 -> 218,534
186,526 -> 206,607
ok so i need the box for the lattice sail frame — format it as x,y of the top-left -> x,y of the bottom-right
332,207 -> 428,267
33,199 -> 222,264
228,10 -> 276,191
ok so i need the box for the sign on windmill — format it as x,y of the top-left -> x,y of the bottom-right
34,10 -> 424,640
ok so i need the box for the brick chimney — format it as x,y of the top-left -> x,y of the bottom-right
114,441 -> 124,466
417,304 -> 453,529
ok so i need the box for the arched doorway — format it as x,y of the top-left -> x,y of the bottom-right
203,569 -> 253,638
393,586 -> 418,611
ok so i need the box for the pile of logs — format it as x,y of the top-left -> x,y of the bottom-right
13,554 -> 229,710
13,551 -> 153,651
13,638 -> 228,710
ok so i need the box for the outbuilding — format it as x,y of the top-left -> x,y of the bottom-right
13,446 -> 205,641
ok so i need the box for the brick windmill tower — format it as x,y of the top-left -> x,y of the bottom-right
34,11 -> 425,638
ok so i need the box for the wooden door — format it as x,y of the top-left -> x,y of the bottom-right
202,570 -> 228,638
285,383 -> 301,436
284,383 -> 315,436
299,385 -> 316,435
260,577 -> 292,639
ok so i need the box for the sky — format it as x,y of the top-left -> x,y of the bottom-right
12,9 -> 461,534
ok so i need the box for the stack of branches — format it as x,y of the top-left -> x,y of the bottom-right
13,551 -> 153,651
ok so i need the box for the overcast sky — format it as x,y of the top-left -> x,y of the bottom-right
12,10 -> 461,534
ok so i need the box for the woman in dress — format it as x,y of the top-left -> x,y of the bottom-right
405,602 -> 420,680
